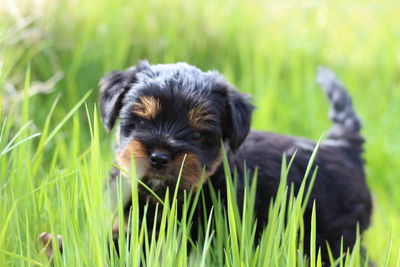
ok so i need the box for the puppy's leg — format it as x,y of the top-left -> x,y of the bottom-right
38,232 -> 62,259
104,167 -> 132,234
104,167 -> 133,255
104,167 -> 132,214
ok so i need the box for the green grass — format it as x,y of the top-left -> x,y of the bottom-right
1,0 -> 400,266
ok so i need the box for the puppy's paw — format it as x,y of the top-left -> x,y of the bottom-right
38,232 -> 63,259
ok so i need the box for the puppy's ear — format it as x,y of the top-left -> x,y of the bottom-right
224,88 -> 254,152
99,68 -> 137,131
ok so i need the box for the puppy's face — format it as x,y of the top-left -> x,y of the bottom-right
100,61 -> 253,194
116,91 -> 224,192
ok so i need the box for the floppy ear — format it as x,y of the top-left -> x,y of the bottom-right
224,88 -> 254,152
99,68 -> 137,131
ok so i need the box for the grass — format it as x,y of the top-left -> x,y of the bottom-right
1,0 -> 400,266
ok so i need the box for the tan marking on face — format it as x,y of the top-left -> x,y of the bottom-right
116,140 -> 149,179
188,103 -> 216,130
132,96 -> 161,119
171,152 -> 202,190
205,151 -> 222,177
171,149 -> 222,190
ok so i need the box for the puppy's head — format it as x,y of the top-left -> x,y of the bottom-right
100,61 -> 253,193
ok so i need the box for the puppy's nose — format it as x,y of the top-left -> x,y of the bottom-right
149,152 -> 170,168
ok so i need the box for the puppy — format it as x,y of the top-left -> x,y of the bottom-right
40,62 -> 372,262
98,61 -> 372,261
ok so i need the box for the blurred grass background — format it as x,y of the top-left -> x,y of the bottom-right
0,0 -> 399,265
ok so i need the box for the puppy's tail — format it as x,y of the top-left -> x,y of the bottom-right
316,67 -> 364,148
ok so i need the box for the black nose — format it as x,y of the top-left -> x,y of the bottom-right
149,152 -> 170,168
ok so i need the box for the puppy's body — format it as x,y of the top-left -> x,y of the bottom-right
225,130 -> 370,258
99,62 -> 372,262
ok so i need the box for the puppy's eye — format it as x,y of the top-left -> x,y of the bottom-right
121,122 -> 135,129
193,132 -> 202,140
121,123 -> 135,136
202,133 -> 218,147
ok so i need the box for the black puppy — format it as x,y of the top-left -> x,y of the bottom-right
99,61 -> 372,261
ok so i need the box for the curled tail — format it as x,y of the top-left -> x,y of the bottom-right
316,67 -> 364,148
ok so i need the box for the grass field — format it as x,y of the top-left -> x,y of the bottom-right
1,0 -> 400,266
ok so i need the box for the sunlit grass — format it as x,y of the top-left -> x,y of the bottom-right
0,90 -> 367,266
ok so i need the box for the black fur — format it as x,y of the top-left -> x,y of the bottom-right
100,61 -> 372,263
224,89 -> 254,152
